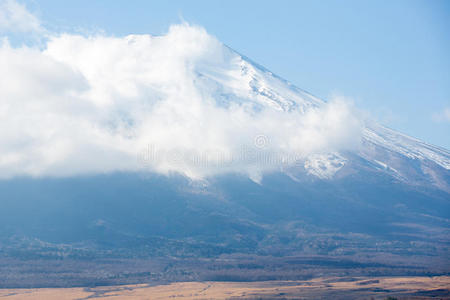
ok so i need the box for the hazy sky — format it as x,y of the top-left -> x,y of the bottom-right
19,0 -> 450,149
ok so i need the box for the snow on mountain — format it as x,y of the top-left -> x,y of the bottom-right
362,123 -> 450,170
194,44 -> 450,190
195,46 -> 324,113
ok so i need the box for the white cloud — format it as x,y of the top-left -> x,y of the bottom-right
0,3 -> 363,181
432,107 -> 450,123
0,0 -> 43,34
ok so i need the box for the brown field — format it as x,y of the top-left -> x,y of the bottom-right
0,276 -> 448,299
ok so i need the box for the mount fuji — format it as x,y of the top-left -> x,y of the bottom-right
0,26 -> 449,287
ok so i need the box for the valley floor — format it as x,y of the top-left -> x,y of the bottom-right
0,276 -> 448,299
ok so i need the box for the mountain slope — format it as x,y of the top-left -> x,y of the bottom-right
0,29 -> 449,287
194,46 -> 450,191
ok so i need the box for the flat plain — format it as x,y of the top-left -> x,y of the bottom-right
0,276 -> 448,299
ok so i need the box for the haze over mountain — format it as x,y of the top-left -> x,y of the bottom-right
0,15 -> 449,287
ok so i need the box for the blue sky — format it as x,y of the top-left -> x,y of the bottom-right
16,0 -> 450,149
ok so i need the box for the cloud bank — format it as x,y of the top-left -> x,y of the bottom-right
0,2 -> 363,181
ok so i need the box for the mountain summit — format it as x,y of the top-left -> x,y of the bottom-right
191,44 -> 450,190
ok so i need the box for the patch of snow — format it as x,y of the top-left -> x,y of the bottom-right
304,153 -> 346,179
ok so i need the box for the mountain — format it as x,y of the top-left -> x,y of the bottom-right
0,35 -> 449,287
195,48 -> 450,191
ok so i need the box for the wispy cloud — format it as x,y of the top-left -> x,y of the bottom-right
432,107 -> 450,123
0,0 -> 43,34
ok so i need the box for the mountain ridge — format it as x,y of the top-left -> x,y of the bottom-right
193,43 -> 450,191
